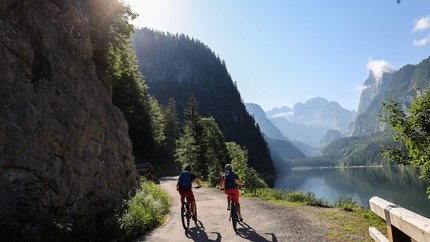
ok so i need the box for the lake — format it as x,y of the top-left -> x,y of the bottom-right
275,165 -> 430,217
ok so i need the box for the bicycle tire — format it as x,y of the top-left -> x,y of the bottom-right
181,203 -> 190,230
230,202 -> 238,231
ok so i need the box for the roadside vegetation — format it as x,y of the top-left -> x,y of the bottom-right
32,178 -> 170,242
240,187 -> 386,241
119,178 -> 170,241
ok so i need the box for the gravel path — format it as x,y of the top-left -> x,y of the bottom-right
141,177 -> 329,242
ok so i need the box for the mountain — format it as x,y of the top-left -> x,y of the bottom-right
244,103 -> 306,167
290,140 -> 321,157
265,137 -> 306,170
304,56 -> 430,167
356,72 -> 392,115
268,97 -> 356,147
245,103 -> 285,141
266,106 -> 293,118
270,117 -> 323,147
320,130 -> 343,147
351,57 -> 430,136
132,28 -> 275,184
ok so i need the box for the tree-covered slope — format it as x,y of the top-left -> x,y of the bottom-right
265,137 -> 306,170
132,28 -> 275,184
288,132 -> 398,167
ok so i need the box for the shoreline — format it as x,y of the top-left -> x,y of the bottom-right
288,164 -> 399,171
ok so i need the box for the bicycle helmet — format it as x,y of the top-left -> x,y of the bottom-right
184,165 -> 192,172
225,164 -> 233,171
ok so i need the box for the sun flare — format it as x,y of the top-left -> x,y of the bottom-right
122,0 -> 172,28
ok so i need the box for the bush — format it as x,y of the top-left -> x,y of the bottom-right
119,179 -> 170,240
244,188 -> 330,207
334,196 -> 358,212
286,191 -> 329,207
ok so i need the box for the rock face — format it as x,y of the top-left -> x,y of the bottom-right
0,0 -> 139,231
351,57 -> 430,137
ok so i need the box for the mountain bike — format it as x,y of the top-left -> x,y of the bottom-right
181,186 -> 201,230
228,186 -> 244,231
228,192 -> 239,231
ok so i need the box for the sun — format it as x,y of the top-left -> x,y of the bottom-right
121,0 -> 171,28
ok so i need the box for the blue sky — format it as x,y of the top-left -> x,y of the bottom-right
123,0 -> 430,111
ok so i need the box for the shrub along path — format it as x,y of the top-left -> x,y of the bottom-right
140,177 -> 334,242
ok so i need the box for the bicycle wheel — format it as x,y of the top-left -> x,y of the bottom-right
230,202 -> 238,231
181,203 -> 190,230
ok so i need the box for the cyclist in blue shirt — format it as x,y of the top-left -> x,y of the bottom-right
220,164 -> 244,221
177,165 -> 202,221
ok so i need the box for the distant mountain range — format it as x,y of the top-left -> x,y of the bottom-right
245,103 -> 306,168
245,103 -> 285,141
266,97 -> 356,147
295,56 -> 430,167
249,56 -> 430,168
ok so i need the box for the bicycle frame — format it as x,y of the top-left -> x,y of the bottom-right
180,186 -> 200,230
229,193 -> 239,230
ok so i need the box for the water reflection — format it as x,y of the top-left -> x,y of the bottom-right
275,166 -> 430,217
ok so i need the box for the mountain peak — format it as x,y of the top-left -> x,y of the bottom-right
266,106 -> 292,118
366,59 -> 396,83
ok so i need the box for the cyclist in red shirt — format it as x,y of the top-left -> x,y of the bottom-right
220,164 -> 244,221
177,165 -> 202,221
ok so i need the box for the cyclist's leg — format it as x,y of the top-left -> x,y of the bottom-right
179,189 -> 186,204
187,190 -> 196,218
232,188 -> 241,216
224,189 -> 232,209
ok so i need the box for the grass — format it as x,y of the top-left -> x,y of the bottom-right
118,177 -> 170,241
320,207 -> 386,242
241,188 -> 331,207
241,187 -> 387,241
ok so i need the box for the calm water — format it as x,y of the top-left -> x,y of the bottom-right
275,166 -> 430,217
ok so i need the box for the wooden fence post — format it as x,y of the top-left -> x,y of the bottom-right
369,196 -> 430,242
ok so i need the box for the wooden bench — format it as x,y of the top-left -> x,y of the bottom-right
368,196 -> 430,242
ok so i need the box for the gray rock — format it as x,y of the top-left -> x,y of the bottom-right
0,0 -> 139,231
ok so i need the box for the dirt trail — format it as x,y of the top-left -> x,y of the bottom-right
141,177 -> 328,242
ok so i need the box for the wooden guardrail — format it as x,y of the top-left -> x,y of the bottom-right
369,196 -> 430,242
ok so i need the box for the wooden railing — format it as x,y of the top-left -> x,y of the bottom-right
369,196 -> 430,242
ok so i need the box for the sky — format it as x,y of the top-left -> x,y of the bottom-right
122,0 -> 430,111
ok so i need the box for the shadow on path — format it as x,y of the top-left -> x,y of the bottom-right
236,221 -> 278,242
185,220 -> 222,242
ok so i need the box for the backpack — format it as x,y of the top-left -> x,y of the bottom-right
178,171 -> 192,189
224,171 -> 237,189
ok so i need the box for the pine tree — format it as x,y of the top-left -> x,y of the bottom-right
164,98 -> 179,160
199,117 -> 229,184
175,126 -> 200,172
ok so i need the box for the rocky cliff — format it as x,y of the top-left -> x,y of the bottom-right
351,57 -> 430,136
0,0 -> 139,234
